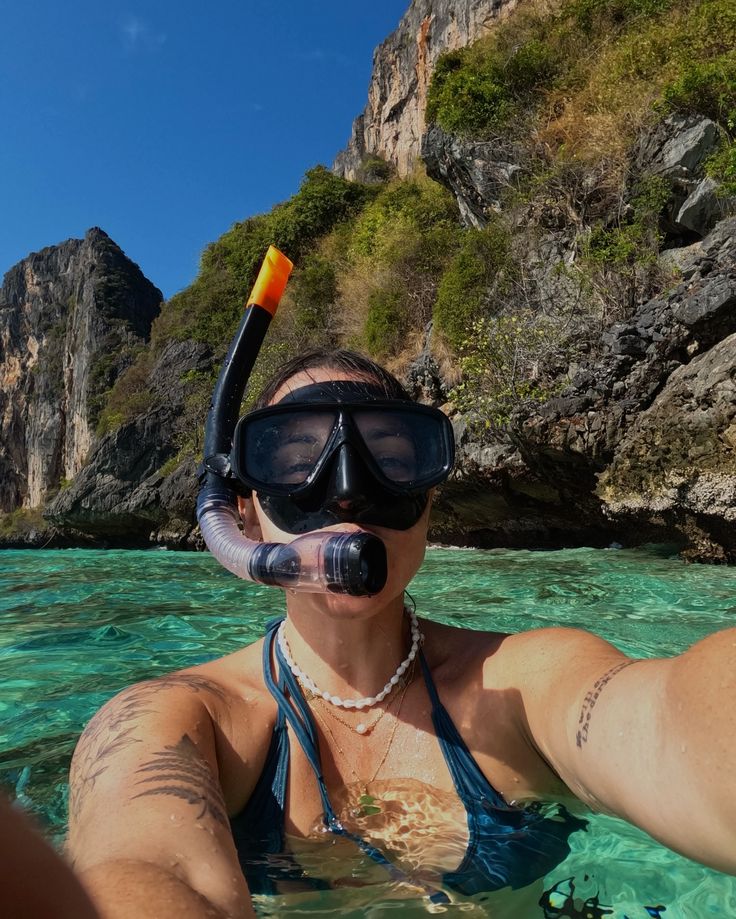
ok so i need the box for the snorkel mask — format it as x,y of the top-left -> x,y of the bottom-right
232,379 -> 454,535
197,246 -> 454,596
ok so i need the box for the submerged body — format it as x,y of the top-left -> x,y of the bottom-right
66,359 -> 736,919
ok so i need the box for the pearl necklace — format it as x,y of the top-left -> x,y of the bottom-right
277,609 -> 422,715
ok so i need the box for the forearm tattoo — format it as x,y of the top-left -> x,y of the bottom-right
69,674 -> 227,823
133,734 -> 228,827
576,660 -> 636,748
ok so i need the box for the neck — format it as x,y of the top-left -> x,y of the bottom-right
282,592 -> 411,700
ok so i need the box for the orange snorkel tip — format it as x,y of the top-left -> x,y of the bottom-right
246,245 -> 293,316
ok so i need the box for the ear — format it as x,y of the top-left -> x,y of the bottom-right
237,495 -> 263,541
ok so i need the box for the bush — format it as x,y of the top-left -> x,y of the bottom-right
291,256 -> 338,335
451,313 -> 564,432
585,176 -> 670,266
663,53 -> 736,124
349,177 -> 458,260
568,0 -> 673,35
707,136 -> 736,195
364,285 -> 410,356
0,508 -> 47,538
426,51 -> 513,136
356,155 -> 394,183
96,351 -> 155,435
433,224 -> 514,351
504,39 -> 561,95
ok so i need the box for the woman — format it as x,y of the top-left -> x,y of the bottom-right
66,348 -> 736,918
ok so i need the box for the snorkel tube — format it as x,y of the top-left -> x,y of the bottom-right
196,246 -> 387,596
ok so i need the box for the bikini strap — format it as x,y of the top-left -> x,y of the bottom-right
418,648 -> 505,808
262,620 -> 333,815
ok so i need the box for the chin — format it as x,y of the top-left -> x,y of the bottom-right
287,582 -> 401,616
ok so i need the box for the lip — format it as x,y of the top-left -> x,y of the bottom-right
315,522 -> 376,536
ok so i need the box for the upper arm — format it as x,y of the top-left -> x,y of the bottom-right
514,628 -> 658,814
67,674 -> 251,917
515,627 -> 736,872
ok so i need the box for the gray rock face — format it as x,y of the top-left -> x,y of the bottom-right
421,123 -> 522,227
0,229 -> 162,513
46,339 -> 212,545
506,216 -> 736,561
635,114 -> 722,181
334,0 -> 515,179
599,332 -> 736,561
633,114 -> 735,238
676,177 -> 729,236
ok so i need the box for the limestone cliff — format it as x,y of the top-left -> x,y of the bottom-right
0,229 -> 162,513
333,0 -> 516,179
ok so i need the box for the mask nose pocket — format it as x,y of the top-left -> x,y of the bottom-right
326,442 -> 373,512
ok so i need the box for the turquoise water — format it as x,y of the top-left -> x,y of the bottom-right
1,545 -> 735,916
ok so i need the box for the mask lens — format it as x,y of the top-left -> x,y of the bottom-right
243,410 -> 335,487
353,408 -> 447,486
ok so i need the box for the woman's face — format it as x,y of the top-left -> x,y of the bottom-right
243,367 -> 432,616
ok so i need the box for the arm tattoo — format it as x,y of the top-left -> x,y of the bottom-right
69,674 -> 228,823
576,660 -> 636,748
133,734 -> 228,827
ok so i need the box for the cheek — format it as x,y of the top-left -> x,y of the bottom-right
385,533 -> 426,589
370,511 -> 430,589
252,494 -> 293,543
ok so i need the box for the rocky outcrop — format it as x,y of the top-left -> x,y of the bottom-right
421,123 -> 522,227
0,229 -> 162,514
45,340 -> 211,546
334,0 -> 516,179
459,217 -> 736,561
633,114 -> 732,238
431,219 -> 736,559
599,331 -> 736,561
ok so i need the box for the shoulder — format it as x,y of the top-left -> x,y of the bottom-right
499,625 -> 626,659
422,619 -> 620,663
73,633 -> 272,783
422,620 -> 628,695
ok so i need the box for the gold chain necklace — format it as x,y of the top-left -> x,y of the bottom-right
301,658 -> 415,735
310,660 -> 414,818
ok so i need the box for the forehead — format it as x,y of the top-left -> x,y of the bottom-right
270,369 -> 380,405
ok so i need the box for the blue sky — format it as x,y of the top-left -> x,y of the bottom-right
0,1 -> 407,298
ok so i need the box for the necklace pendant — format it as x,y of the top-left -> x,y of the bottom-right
355,722 -> 368,735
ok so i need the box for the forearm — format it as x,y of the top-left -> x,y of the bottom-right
80,860 -> 256,919
660,628 -> 736,872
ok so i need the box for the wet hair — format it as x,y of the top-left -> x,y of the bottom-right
252,348 -> 410,409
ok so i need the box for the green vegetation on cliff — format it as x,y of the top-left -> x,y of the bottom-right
94,0 -> 736,455
426,0 -> 735,160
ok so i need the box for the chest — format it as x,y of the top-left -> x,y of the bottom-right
220,653 -> 564,837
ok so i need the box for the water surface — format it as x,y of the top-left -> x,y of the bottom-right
1,545 -> 735,916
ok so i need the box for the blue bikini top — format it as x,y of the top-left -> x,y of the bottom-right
230,619 -> 586,903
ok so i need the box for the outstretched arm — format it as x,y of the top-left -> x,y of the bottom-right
67,674 -> 255,919
515,626 -> 736,873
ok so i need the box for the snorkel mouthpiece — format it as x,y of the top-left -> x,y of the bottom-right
197,246 -> 388,596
